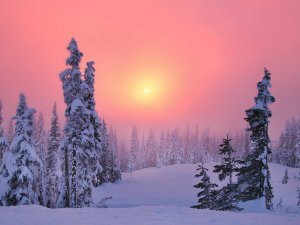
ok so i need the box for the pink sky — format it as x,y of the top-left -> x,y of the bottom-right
0,0 -> 300,142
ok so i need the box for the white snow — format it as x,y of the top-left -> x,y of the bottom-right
0,163 -> 299,225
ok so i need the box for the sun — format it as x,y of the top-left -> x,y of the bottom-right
143,88 -> 150,94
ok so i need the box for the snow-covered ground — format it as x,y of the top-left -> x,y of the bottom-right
0,163 -> 299,225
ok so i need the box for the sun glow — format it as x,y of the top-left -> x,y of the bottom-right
143,88 -> 150,93
130,70 -> 166,107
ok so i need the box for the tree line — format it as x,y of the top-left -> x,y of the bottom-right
0,39 -> 121,208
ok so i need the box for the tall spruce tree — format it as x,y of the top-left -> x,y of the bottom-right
169,128 -> 184,165
97,119 -> 108,185
156,130 -> 165,168
45,103 -> 61,208
0,94 -> 42,206
146,129 -> 157,168
83,61 -> 103,185
106,128 -> 121,183
128,126 -> 139,172
189,125 -> 201,164
118,141 -> 128,172
33,112 -> 47,206
139,134 -> 146,169
58,38 -> 99,208
192,164 -> 218,209
237,68 -> 275,210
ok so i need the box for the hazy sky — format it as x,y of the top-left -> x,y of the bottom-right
0,0 -> 299,142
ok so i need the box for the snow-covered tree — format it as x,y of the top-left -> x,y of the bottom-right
183,125 -> 191,163
118,141 -> 128,172
189,125 -> 202,164
6,118 -> 15,145
192,164 -> 218,209
0,94 -> 42,206
156,131 -> 166,168
274,119 -> 298,167
213,135 -> 241,211
33,112 -> 47,163
213,135 -> 238,186
169,128 -> 184,165
145,129 -> 157,168
201,129 -> 212,163
237,68 -> 275,210
33,112 -> 47,206
241,128 -> 251,160
139,134 -> 146,169
0,100 -> 9,165
128,126 -> 139,172
57,38 -> 99,208
281,168 -> 289,184
45,103 -> 61,208
105,128 -> 121,183
83,61 -> 103,185
97,119 -> 108,185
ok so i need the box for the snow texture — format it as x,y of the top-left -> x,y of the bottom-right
0,163 -> 299,224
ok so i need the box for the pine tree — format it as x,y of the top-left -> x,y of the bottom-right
0,94 -> 42,206
146,129 -> 157,168
57,38 -> 98,208
201,129 -> 211,163
213,135 -> 241,211
192,164 -> 218,209
83,61 -> 103,185
281,168 -> 289,184
189,125 -> 201,164
139,134 -> 146,169
106,128 -> 121,183
275,119 -> 298,167
97,119 -> 108,185
6,118 -> 14,145
45,103 -> 61,208
118,141 -> 128,172
128,126 -> 139,172
213,135 -> 238,186
156,130 -> 165,168
169,128 -> 183,165
242,128 -> 251,160
33,112 -> 47,206
237,68 -> 275,210
183,125 -> 191,163
0,100 -> 9,165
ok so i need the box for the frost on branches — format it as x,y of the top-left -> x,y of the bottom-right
45,103 -> 61,208
237,68 -> 275,210
33,112 -> 47,206
128,126 -> 139,172
57,38 -> 103,208
0,94 -> 42,206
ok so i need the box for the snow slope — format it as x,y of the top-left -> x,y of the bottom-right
0,204 -> 299,225
0,163 -> 299,225
94,163 -> 300,213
